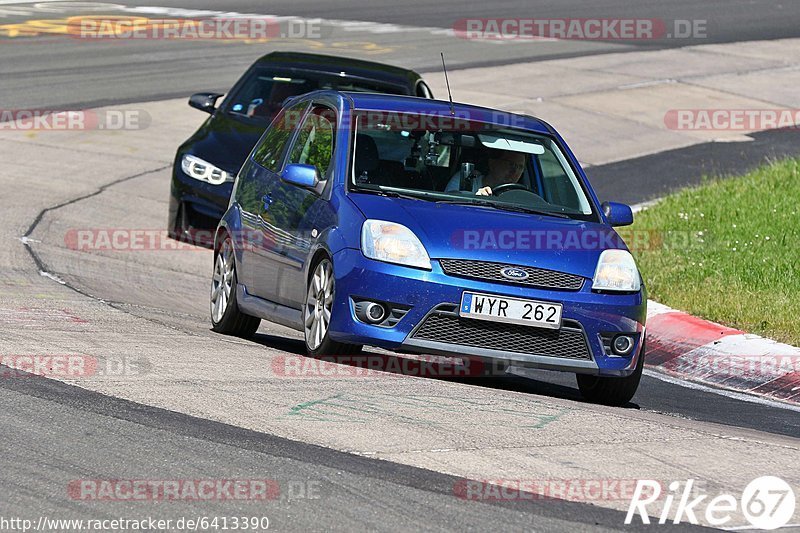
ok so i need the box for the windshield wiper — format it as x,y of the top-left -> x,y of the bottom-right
353,187 -> 429,202
436,198 -> 569,218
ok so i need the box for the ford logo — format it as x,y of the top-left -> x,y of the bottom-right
500,267 -> 529,280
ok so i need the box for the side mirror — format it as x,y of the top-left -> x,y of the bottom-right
189,92 -> 223,114
281,164 -> 320,189
602,201 -> 634,227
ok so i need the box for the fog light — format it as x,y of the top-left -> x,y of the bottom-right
355,301 -> 387,324
612,335 -> 634,356
366,302 -> 386,322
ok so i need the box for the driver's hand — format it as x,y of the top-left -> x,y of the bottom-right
476,186 -> 493,196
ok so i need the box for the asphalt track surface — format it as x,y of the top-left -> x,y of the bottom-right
2,0 -> 800,109
1,1 -> 799,531
1,369 -> 709,532
84,0 -> 800,43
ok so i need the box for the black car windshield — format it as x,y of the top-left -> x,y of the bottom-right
349,111 -> 597,221
224,67 -> 408,123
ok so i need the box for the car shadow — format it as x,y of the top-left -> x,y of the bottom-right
470,373 -> 641,409
250,332 -> 308,355
245,332 -> 640,409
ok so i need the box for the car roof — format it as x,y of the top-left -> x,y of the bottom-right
253,52 -> 423,89
337,91 -> 553,134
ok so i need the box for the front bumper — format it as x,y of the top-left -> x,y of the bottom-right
328,248 -> 646,377
169,163 -> 234,235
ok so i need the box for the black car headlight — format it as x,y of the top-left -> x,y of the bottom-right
181,154 -> 234,185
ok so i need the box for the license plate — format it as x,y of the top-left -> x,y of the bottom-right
459,292 -> 562,329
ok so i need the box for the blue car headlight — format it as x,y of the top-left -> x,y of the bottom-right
592,249 -> 642,292
361,220 -> 432,270
181,154 -> 234,185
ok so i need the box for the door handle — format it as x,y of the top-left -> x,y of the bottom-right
262,193 -> 273,210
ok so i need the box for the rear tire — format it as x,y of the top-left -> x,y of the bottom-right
210,235 -> 260,338
304,256 -> 362,357
576,341 -> 644,406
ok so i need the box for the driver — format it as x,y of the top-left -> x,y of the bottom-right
445,149 -> 526,196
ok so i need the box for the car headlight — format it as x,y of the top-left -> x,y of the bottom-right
592,249 -> 641,292
361,220 -> 431,270
181,154 -> 234,185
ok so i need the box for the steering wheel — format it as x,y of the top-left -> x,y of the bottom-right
491,183 -> 550,207
491,183 -> 529,195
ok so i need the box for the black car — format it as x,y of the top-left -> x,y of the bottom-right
168,51 -> 433,244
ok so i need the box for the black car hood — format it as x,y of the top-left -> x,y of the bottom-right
184,112 -> 268,174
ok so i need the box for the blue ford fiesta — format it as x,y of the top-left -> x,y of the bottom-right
210,90 -> 647,405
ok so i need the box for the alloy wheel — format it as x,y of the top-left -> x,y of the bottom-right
304,259 -> 334,350
211,239 -> 234,323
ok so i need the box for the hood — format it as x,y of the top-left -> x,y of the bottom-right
349,193 -> 627,279
185,113 -> 268,175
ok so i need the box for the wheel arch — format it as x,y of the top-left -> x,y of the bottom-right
306,245 -> 333,286
213,203 -> 243,258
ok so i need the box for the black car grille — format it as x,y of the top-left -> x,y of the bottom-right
411,309 -> 592,360
439,259 -> 584,291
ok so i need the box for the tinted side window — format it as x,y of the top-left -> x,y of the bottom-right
252,102 -> 308,172
286,106 -> 336,179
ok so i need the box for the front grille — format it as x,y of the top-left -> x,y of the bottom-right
412,311 -> 591,360
439,259 -> 584,291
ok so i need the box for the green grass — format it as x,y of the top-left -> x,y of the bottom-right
629,158 -> 800,345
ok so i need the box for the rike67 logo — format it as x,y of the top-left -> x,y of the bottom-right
626,476 -> 796,529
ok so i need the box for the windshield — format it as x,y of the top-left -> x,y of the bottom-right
224,67 -> 409,123
349,111 -> 597,220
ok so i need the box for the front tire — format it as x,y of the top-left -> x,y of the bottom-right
576,342 -> 644,406
304,257 -> 361,357
210,235 -> 260,337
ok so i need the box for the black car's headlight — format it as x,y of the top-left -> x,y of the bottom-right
181,154 -> 234,185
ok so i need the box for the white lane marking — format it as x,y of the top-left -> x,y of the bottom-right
685,333 -> 800,358
661,334 -> 800,395
0,0 -> 72,4
643,369 -> 800,413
